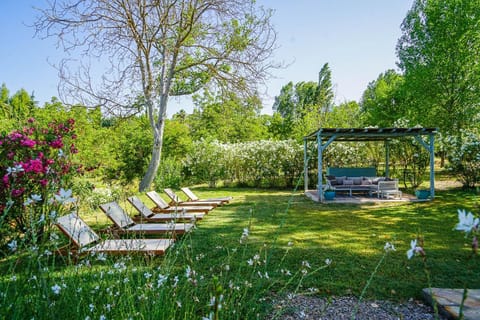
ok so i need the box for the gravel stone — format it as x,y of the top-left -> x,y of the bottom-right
267,294 -> 446,320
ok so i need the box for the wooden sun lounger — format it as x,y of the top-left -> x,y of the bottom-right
127,196 -> 205,222
180,187 -> 232,204
146,191 -> 214,214
163,188 -> 222,207
99,202 -> 194,236
56,212 -> 173,255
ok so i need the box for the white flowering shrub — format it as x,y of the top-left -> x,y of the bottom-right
154,157 -> 184,189
323,142 -> 376,168
73,181 -> 122,209
185,140 -> 304,188
447,130 -> 480,188
184,139 -> 227,187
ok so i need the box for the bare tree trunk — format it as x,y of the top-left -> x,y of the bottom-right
139,119 -> 165,191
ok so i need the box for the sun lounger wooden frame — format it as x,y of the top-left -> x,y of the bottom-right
56,212 -> 173,255
99,202 -> 194,236
146,191 -> 214,214
127,196 -> 205,222
180,187 -> 232,204
163,188 -> 222,207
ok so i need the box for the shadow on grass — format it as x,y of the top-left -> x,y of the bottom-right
1,187 -> 479,319
182,187 -> 480,301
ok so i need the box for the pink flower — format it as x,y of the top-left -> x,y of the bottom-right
23,159 -> 44,174
11,188 -> 25,197
8,132 -> 23,141
7,152 -> 15,160
21,138 -> 36,148
70,144 -> 78,154
49,138 -> 64,149
27,117 -> 35,123
39,179 -> 48,187
2,174 -> 9,185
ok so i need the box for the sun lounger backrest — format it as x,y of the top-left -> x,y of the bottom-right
127,196 -> 154,218
146,191 -> 170,209
164,188 -> 181,203
99,202 -> 136,229
56,212 -> 100,248
180,187 -> 199,201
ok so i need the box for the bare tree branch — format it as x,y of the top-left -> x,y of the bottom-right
33,0 -> 279,190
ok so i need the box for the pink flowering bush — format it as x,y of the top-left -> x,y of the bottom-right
0,118 -> 80,252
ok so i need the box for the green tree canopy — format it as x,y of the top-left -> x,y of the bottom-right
360,70 -> 405,127
397,0 -> 480,135
188,90 -> 267,142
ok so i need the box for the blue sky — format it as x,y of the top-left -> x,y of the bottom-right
0,0 -> 413,115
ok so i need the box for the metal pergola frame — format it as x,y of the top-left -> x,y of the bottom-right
303,127 -> 438,202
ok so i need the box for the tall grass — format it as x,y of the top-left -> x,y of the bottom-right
1,187 -> 479,319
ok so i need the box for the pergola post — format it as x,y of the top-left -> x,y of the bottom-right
317,133 -> 337,202
317,132 -> 323,201
429,134 -> 435,198
414,134 -> 436,199
385,140 -> 390,178
304,138 -> 308,193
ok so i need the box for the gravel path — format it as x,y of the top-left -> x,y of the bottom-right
268,294 -> 446,320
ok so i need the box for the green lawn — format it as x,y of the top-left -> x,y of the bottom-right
1,186 -> 479,319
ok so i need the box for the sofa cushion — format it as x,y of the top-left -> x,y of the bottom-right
372,177 -> 385,185
361,179 -> 372,185
336,176 -> 346,185
329,179 -> 338,186
343,179 -> 353,185
352,177 -> 362,185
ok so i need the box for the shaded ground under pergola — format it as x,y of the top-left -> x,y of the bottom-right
303,127 -> 438,202
304,190 -> 427,204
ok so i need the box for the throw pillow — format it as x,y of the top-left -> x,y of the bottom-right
336,176 -> 346,185
353,177 -> 362,185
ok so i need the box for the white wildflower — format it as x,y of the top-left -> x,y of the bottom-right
406,239 -> 424,259
455,209 -> 479,234
49,211 -> 57,220
96,253 -> 107,261
51,284 -> 61,295
384,242 -> 396,252
7,240 -> 17,252
54,188 -> 75,204
157,274 -> 168,288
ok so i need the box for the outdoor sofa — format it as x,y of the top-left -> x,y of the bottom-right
324,167 -> 401,198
